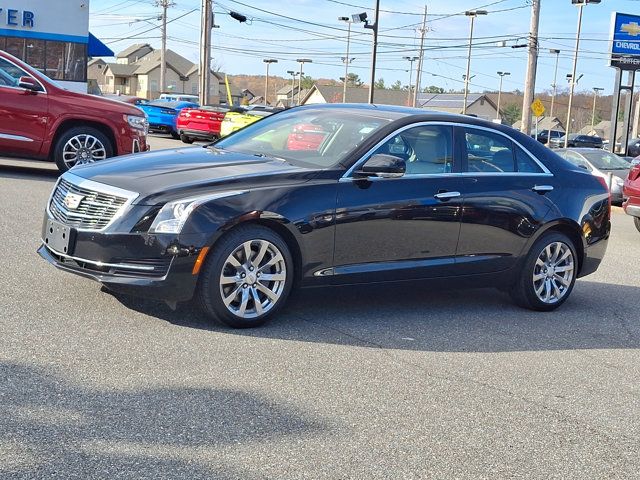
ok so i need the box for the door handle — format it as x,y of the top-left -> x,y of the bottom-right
532,185 -> 554,194
434,191 -> 461,200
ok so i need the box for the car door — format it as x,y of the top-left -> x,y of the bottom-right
333,123 -> 463,283
0,56 -> 48,158
456,125 -> 555,274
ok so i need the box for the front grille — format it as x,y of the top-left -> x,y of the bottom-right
49,178 -> 128,230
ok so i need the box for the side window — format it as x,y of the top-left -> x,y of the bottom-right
465,128 -> 515,173
371,125 -> 454,175
0,58 -> 26,87
564,152 -> 591,171
515,146 -> 544,173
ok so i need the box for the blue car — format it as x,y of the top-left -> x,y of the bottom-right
139,100 -> 199,139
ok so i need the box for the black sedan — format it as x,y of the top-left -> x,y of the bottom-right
39,104 -> 610,328
549,133 -> 603,149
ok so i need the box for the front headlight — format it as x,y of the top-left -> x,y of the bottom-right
148,190 -> 246,234
126,115 -> 148,131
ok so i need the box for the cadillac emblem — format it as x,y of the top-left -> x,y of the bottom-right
63,193 -> 84,210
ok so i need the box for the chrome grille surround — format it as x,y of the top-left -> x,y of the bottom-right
47,172 -> 139,231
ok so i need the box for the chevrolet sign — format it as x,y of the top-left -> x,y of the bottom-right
610,12 -> 640,70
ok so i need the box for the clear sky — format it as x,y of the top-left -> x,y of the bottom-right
90,0 -> 640,96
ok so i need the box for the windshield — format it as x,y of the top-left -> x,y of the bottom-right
213,108 -> 394,168
581,151 -> 630,170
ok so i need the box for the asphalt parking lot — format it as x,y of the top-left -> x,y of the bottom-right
1,140 -> 639,478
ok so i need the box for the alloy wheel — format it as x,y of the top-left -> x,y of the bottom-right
219,239 -> 287,319
532,241 -> 575,304
62,134 -> 107,169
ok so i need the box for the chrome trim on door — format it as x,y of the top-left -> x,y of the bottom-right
434,191 -> 461,200
0,133 -> 34,142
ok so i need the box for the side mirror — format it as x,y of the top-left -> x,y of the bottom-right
18,76 -> 42,92
355,154 -> 406,179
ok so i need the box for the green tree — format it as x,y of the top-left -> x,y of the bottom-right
373,77 -> 386,89
502,103 -> 522,125
391,80 -> 403,90
300,75 -> 315,90
345,73 -> 363,87
423,85 -> 445,94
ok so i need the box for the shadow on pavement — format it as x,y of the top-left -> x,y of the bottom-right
109,279 -> 640,353
0,361 -> 326,478
0,162 -> 59,181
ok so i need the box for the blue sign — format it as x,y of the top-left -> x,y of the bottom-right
611,12 -> 640,56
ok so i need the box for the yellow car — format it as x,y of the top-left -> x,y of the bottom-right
219,107 -> 281,137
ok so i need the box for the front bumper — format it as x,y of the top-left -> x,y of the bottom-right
37,215 -> 208,302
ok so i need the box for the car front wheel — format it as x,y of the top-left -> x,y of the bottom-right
634,217 -> 640,233
198,225 -> 294,328
510,232 -> 577,311
53,127 -> 113,172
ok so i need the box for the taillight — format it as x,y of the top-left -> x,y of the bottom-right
596,175 -> 612,214
629,165 -> 640,181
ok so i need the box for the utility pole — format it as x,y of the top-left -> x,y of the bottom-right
198,0 -> 212,106
463,10 -> 487,114
296,59 -> 312,106
520,0 -> 540,135
263,59 -> 277,105
547,49 -> 561,141
366,0 -> 381,104
287,70 -> 298,107
338,16 -> 354,102
403,56 -> 419,106
591,87 -> 604,130
157,0 -> 174,98
496,71 -> 510,121
413,5 -> 427,108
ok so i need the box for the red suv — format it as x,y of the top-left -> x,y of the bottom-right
623,159 -> 640,233
0,50 -> 148,172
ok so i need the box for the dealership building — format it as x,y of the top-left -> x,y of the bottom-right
0,0 -> 112,92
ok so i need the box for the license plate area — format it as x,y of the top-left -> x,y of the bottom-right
44,220 -> 75,255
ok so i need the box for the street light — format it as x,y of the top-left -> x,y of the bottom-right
565,0 -> 600,147
295,58 -> 312,106
339,16 -> 357,102
547,49 -> 561,142
496,71 -> 510,121
591,87 -> 604,130
262,59 -> 278,106
463,10 -> 487,114
403,56 -> 419,106
287,70 -> 299,107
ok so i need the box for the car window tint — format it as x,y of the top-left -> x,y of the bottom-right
371,125 -> 454,175
563,152 -> 591,171
464,128 -> 515,173
515,147 -> 544,173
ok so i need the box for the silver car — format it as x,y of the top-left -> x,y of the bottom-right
555,148 -> 630,203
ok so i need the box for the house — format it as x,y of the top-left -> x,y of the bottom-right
579,121 -> 626,142
276,84 -> 300,107
512,116 -> 565,133
416,93 -> 499,120
87,58 -> 108,90
96,45 -> 226,103
300,86 -> 499,120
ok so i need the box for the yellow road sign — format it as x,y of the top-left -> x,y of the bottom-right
531,99 -> 545,117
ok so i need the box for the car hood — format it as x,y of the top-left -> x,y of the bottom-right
69,146 -> 317,205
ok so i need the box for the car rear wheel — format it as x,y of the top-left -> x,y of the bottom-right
170,130 -> 180,140
198,225 -> 293,328
53,127 -> 113,172
634,217 -> 640,234
180,134 -> 194,144
510,232 -> 577,311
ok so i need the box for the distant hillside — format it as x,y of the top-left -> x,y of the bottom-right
227,74 -> 339,104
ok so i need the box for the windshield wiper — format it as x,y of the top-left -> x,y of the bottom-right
253,153 -> 288,163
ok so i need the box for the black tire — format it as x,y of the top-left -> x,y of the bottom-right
197,225 -> 294,328
170,130 -> 180,140
180,134 -> 194,144
509,232 -> 578,311
634,217 -> 640,234
53,126 -> 114,172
